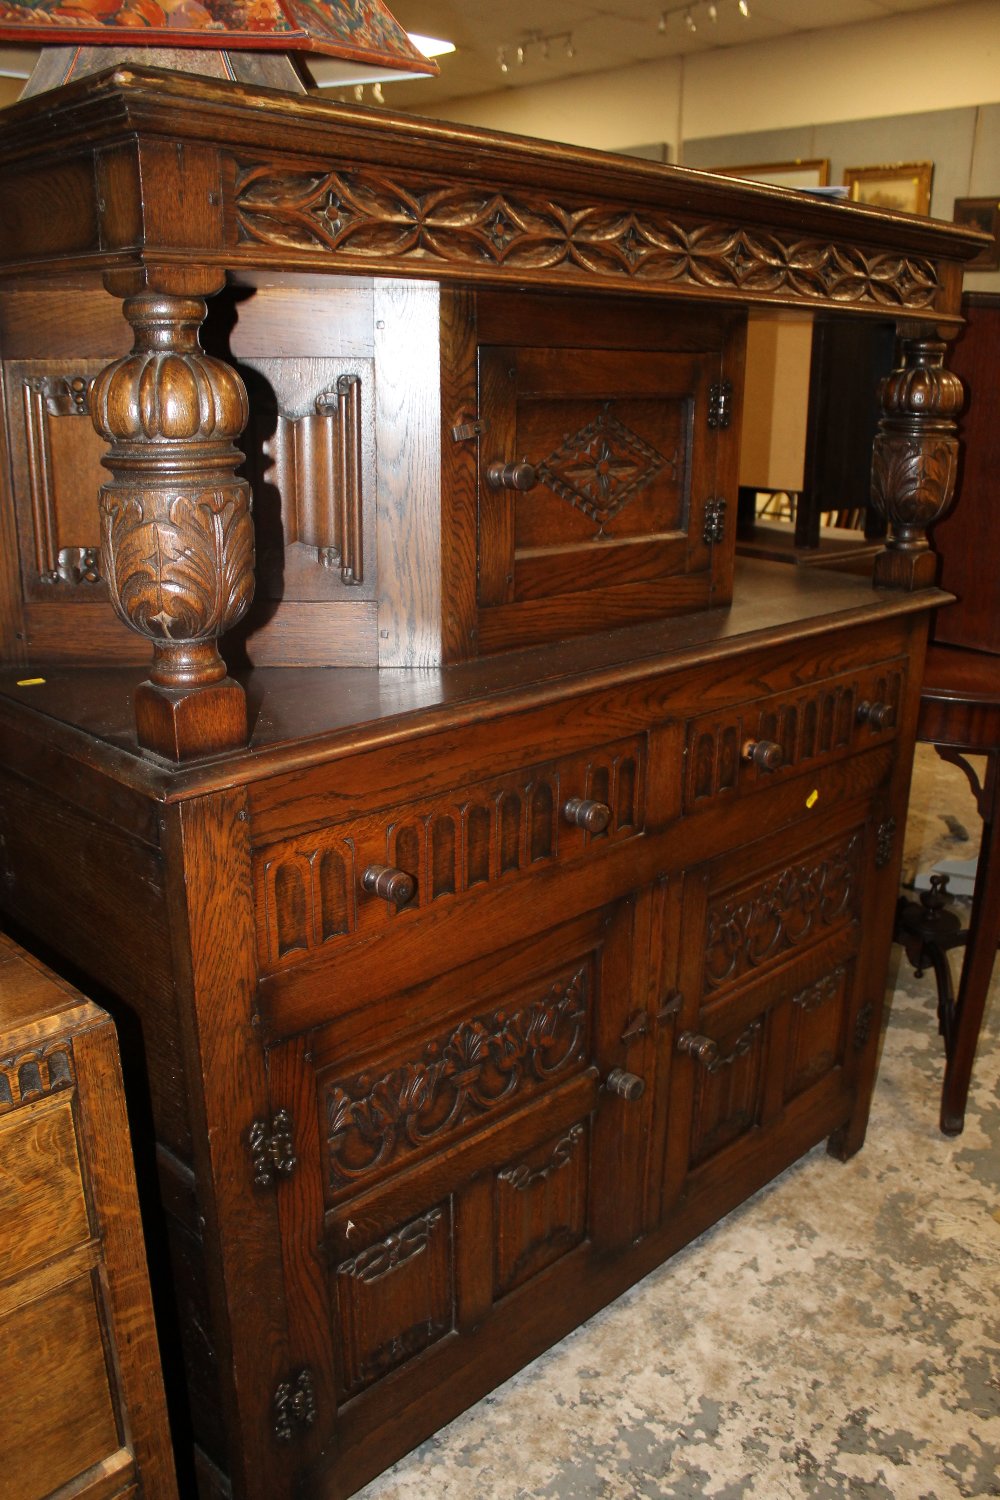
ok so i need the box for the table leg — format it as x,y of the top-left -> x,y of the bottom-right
941,747 -> 1000,1134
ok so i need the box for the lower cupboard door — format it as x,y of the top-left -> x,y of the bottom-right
262,899 -> 651,1491
659,806 -> 877,1218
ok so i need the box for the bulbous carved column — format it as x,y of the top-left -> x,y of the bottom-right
92,294 -> 255,759
871,337 -> 964,591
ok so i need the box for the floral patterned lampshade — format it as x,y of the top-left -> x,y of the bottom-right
0,0 -> 435,72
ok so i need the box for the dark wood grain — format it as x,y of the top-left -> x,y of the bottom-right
930,295 -> 1000,655
0,70 -> 964,1500
0,933 -> 177,1500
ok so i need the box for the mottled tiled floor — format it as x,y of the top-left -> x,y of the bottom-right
357,746 -> 1000,1500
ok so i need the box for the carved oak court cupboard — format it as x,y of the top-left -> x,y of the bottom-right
0,66 -> 985,1500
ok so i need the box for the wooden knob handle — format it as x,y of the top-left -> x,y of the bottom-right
856,700 -> 895,730
605,1068 -> 645,1101
741,738 -> 783,771
562,797 -> 612,833
676,1031 -> 720,1070
486,459 -> 538,492
362,864 -> 416,906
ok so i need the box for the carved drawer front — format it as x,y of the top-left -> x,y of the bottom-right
255,734 -> 644,973
475,333 -> 740,651
685,659 -> 905,807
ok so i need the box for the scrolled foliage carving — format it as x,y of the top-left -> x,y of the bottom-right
324,966 -> 589,1191
705,834 -> 862,990
234,167 -> 942,313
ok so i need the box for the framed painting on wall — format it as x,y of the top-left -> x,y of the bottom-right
713,159 -> 829,189
843,162 -> 934,215
952,197 -> 1000,270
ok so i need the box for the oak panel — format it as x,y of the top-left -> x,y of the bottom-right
2,1273 -> 123,1500
0,1094 -> 89,1281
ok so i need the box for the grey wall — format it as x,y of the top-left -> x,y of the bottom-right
683,104 -> 1000,291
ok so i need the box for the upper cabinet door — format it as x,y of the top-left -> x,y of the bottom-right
475,299 -> 745,653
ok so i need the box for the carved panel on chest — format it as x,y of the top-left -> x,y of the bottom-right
703,829 -> 863,995
321,961 -> 590,1200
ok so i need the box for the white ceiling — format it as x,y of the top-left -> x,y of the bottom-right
377,0 -> 968,112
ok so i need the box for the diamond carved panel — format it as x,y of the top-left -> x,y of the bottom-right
536,406 -> 677,534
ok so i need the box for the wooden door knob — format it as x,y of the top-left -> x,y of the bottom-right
856,700 -> 895,729
486,459 -> 538,492
741,738 -> 783,771
362,865 -> 416,906
562,797 -> 612,833
605,1068 -> 645,1101
676,1031 -> 720,1069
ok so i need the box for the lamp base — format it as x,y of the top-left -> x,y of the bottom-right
20,44 -> 308,98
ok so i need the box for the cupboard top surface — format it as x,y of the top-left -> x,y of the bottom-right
0,65 -> 986,320
0,561 -> 946,801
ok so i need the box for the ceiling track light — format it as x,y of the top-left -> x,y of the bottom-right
655,0 -> 748,34
496,29 -> 575,73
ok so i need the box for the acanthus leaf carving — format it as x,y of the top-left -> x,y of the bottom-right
101,485 -> 254,645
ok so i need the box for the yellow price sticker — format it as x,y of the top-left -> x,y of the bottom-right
806,789 -> 819,809
16,677 -> 45,687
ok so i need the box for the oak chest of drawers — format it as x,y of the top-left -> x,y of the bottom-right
0,932 -> 176,1500
0,64 -> 985,1500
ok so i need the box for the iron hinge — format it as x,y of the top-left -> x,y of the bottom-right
708,379 -> 733,430
875,816 -> 898,869
451,417 -> 489,442
273,1367 -> 316,1443
249,1108 -> 297,1188
703,497 -> 727,545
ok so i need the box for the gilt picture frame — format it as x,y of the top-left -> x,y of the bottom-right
843,162 -> 934,216
952,197 -> 1000,270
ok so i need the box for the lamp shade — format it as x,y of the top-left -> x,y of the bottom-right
0,0 -> 436,71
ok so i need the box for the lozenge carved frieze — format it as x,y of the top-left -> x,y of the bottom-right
323,965 -> 589,1194
234,166 -> 942,313
705,833 -> 862,991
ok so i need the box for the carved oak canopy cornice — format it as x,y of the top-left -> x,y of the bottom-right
0,67 -> 988,321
